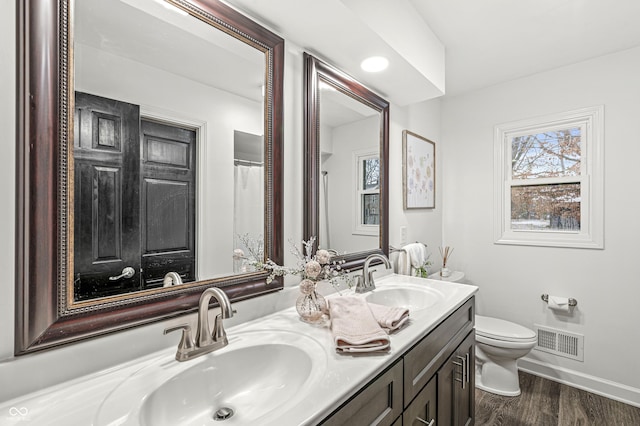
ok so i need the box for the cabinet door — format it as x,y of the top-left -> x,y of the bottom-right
456,331 -> 475,426
321,360 -> 403,426
437,330 -> 475,426
404,376 -> 437,426
404,298 -> 474,406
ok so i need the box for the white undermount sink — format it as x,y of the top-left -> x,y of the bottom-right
94,329 -> 327,426
364,282 -> 445,311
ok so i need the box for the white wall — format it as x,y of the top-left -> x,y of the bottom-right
390,100 -> 443,265
441,47 -> 640,405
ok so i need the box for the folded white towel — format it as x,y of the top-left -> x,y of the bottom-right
368,303 -> 410,334
403,242 -> 427,275
328,297 -> 390,353
391,250 -> 411,275
404,242 -> 427,269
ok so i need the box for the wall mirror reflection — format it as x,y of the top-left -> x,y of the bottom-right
16,0 -> 283,353
304,53 -> 389,268
318,84 -> 381,253
72,0 -> 266,302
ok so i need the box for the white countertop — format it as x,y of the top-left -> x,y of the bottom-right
0,274 -> 477,426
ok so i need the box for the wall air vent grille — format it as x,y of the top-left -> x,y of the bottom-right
534,324 -> 584,361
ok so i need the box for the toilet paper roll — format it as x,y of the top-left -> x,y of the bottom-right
548,296 -> 570,312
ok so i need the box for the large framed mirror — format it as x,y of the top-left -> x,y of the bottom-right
303,53 -> 389,269
16,0 -> 284,354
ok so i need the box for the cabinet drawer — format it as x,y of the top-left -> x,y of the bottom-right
404,297 -> 475,406
321,359 -> 403,426
403,375 -> 437,426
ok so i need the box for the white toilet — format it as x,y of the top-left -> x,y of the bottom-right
428,270 -> 538,396
475,315 -> 537,396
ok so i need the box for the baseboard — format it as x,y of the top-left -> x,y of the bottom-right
519,357 -> 640,408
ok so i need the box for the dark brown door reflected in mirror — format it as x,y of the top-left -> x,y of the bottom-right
74,92 -> 196,301
74,92 -> 143,300
140,119 -> 196,289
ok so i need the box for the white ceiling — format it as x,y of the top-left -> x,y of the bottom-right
225,0 -> 640,102
412,0 -> 640,96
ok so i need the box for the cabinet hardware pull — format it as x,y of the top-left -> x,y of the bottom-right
453,359 -> 464,387
416,417 -> 435,426
456,355 -> 467,389
465,352 -> 470,384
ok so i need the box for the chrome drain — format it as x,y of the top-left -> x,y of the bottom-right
213,407 -> 234,421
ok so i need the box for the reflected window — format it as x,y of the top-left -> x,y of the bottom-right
354,152 -> 380,233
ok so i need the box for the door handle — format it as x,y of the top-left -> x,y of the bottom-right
416,417 -> 435,426
109,267 -> 135,281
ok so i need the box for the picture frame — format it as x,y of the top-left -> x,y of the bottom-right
403,130 -> 436,209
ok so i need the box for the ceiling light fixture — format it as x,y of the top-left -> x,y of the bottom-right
360,56 -> 389,73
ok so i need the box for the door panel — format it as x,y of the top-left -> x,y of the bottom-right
144,179 -> 191,251
140,120 -> 196,288
93,166 -> 122,261
74,92 -> 141,301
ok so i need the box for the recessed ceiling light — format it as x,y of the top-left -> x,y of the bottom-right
361,56 -> 389,73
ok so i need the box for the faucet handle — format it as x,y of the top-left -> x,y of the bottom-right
212,314 -> 229,345
164,324 -> 194,357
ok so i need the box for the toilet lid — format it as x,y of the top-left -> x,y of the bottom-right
475,315 -> 536,341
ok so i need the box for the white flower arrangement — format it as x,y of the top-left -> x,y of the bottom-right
235,234 -> 289,284
287,237 -> 355,289
235,235 -> 354,288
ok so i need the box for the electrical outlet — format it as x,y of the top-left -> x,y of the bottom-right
400,226 -> 407,247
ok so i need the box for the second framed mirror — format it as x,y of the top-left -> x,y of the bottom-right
303,53 -> 389,270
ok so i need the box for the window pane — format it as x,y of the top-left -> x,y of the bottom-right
361,194 -> 379,225
511,183 -> 581,231
512,128 -> 581,179
362,158 -> 380,190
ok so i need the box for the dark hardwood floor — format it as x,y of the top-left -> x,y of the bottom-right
475,371 -> 640,425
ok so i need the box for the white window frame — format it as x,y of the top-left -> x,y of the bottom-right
494,106 -> 604,249
352,149 -> 380,236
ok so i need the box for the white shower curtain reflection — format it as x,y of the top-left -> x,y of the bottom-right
234,164 -> 264,251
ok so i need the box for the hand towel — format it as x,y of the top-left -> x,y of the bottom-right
391,250 -> 411,275
403,242 -> 427,275
403,242 -> 427,269
328,296 -> 390,353
368,303 -> 410,334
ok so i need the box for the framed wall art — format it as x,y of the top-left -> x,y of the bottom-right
403,130 -> 435,209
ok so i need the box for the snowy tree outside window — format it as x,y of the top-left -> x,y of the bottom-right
494,106 -> 604,249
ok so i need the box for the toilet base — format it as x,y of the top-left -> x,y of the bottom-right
475,346 -> 524,397
475,379 -> 521,397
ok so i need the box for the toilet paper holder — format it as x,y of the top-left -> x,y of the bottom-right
541,294 -> 577,307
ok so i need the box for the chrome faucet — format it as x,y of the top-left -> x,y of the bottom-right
356,253 -> 392,293
164,287 -> 235,362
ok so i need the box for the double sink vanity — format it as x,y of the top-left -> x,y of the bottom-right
2,274 -> 477,425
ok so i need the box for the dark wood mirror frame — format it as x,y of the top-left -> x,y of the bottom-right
303,53 -> 389,270
15,0 -> 284,354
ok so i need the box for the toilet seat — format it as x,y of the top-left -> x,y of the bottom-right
475,315 -> 537,347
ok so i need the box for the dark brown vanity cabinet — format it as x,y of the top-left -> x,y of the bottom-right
321,360 -> 404,426
436,331 -> 475,426
320,297 -> 475,426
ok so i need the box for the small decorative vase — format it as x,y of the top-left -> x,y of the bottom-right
440,267 -> 451,278
296,279 -> 327,323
